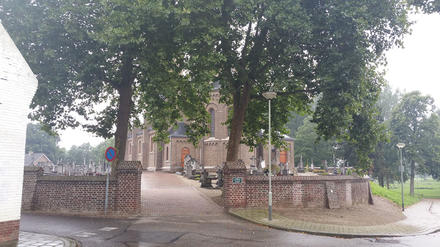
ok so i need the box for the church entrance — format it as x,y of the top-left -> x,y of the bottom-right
180,147 -> 190,168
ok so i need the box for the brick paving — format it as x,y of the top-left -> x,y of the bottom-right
141,172 -> 223,217
18,232 -> 76,247
230,199 -> 440,237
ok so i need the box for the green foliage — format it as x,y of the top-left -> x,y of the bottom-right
409,0 -> 440,13
142,0 -> 410,166
370,181 -> 421,207
371,86 -> 401,186
391,91 -> 438,187
286,113 -> 308,137
25,123 -> 64,162
0,0 -> 182,162
294,117 -> 333,165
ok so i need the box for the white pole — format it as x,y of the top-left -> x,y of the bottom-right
268,98 -> 272,221
400,148 -> 405,211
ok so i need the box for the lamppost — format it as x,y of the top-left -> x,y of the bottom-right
263,91 -> 276,221
396,142 -> 405,211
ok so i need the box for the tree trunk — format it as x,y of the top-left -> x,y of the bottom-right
112,54 -> 134,173
410,160 -> 415,196
379,175 -> 384,187
226,84 -> 251,162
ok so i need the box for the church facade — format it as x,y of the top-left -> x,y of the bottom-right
125,87 -> 295,172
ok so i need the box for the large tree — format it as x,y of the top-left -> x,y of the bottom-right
391,91 -> 436,196
144,0 -> 410,171
0,0 -> 179,171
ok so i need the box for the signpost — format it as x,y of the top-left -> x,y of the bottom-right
104,146 -> 117,214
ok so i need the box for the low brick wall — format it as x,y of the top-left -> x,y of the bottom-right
0,220 -> 19,247
22,161 -> 141,216
223,161 -> 373,209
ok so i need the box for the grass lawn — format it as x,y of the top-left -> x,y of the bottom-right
389,178 -> 440,199
370,178 -> 440,207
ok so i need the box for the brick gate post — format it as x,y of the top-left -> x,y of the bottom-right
21,166 -> 43,211
116,161 -> 142,214
223,160 -> 247,208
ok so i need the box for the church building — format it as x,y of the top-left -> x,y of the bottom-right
125,85 -> 295,172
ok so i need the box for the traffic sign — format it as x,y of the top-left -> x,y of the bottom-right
105,146 -> 117,162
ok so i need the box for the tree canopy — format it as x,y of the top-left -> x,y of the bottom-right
391,91 -> 437,195
0,0 -> 181,170
143,0 -> 410,172
2,0 -> 413,172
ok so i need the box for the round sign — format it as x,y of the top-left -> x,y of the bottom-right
105,146 -> 117,162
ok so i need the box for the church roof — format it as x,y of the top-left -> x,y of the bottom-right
169,122 -> 187,137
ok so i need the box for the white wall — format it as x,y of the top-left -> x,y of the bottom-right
0,21 -> 38,222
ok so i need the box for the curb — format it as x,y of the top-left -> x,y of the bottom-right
228,209 -> 440,238
64,237 -> 81,247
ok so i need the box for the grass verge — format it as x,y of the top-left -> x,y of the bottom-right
370,181 -> 421,207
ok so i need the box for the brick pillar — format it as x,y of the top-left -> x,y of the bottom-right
223,160 -> 247,208
116,161 -> 142,214
21,166 -> 42,211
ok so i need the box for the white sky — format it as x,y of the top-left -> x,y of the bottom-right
57,13 -> 440,150
385,13 -> 440,105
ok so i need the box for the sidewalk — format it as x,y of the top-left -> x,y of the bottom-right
18,232 -> 78,247
229,199 -> 440,237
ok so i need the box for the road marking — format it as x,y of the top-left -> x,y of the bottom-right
99,227 -> 119,231
74,232 -> 97,238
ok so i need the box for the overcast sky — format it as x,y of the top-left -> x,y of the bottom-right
57,13 -> 440,149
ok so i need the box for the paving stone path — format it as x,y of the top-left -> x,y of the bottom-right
18,232 -> 76,247
141,172 -> 223,217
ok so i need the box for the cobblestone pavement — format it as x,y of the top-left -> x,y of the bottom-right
141,172 -> 223,217
230,199 -> 440,237
18,232 -> 76,247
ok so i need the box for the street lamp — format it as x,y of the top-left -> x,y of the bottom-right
263,91 -> 276,221
396,142 -> 405,211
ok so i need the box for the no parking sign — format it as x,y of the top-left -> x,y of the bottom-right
105,146 -> 117,162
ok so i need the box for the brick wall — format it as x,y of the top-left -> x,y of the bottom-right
22,161 -> 141,216
33,177 -> 117,213
22,167 -> 43,210
0,220 -> 19,247
223,166 -> 372,209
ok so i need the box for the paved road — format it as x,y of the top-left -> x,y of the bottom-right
19,172 -> 440,247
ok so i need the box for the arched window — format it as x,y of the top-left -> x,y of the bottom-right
150,136 -> 154,152
209,108 -> 215,137
138,139 -> 142,154
166,146 -> 169,161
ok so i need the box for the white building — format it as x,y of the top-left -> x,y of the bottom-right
0,21 -> 38,245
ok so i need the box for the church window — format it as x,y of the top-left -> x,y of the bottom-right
166,146 -> 169,161
138,139 -> 142,154
150,136 -> 154,152
128,142 -> 132,154
209,108 -> 215,137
